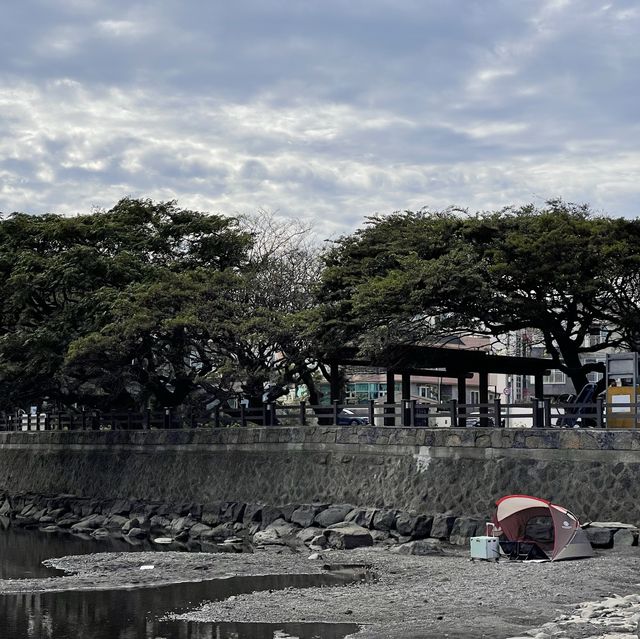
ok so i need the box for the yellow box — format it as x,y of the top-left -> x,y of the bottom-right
607,386 -> 640,429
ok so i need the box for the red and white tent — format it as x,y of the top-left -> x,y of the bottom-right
493,495 -> 594,561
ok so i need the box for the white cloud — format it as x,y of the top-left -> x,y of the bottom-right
0,0 -> 638,233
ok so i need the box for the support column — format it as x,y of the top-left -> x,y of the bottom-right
402,372 -> 411,426
385,370 -> 396,426
534,373 -> 545,427
457,374 -> 467,427
479,371 -> 489,427
329,362 -> 341,403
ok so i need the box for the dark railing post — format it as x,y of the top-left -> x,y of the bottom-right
26,412 -> 32,431
127,409 -> 132,430
410,399 -> 416,427
299,400 -> 306,426
214,405 -> 220,428
69,413 -> 75,431
144,408 -> 150,430
450,399 -> 458,428
81,409 -> 87,431
189,405 -> 195,429
58,411 -> 63,431
368,399 -> 375,426
269,402 -> 276,427
262,403 -> 268,426
333,400 -> 340,426
543,399 -> 552,429
402,400 -> 410,427
163,407 -> 170,429
532,399 -> 540,428
111,410 -> 117,431
240,403 -> 246,428
596,397 -> 604,429
493,398 -> 502,428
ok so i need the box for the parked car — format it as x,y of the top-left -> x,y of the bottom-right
337,409 -> 369,426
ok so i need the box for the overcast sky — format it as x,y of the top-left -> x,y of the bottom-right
1,0 -> 638,236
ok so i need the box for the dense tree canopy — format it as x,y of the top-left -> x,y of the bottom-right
318,201 -> 640,392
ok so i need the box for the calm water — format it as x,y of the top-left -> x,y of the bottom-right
0,527 -> 362,639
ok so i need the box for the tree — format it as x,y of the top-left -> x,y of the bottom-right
0,198 -> 252,410
317,201 -> 640,393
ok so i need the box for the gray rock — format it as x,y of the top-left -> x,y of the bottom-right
373,509 -> 397,531
412,515 -> 434,539
291,505 -> 328,528
71,514 -> 105,531
371,530 -> 392,543
430,515 -> 457,540
201,502 -> 225,527
149,515 -> 172,533
200,522 -> 237,541
168,516 -> 193,536
309,534 -> 329,550
324,522 -> 373,550
0,500 -> 12,517
395,512 -> 433,538
188,503 -> 203,519
48,508 -> 67,521
253,529 -> 282,546
57,515 -> 80,529
122,518 -> 141,534
314,505 -> 354,528
188,523 -> 212,539
91,528 -> 110,538
102,515 -> 129,531
614,528 -> 638,547
345,508 -> 376,529
127,527 -> 147,539
391,539 -> 444,556
585,527 -> 615,549
243,503 -> 263,525
280,504 -> 299,522
265,518 -> 300,538
223,502 -> 246,523
40,525 -> 59,533
260,506 -> 284,530
296,527 -> 324,543
449,517 -> 483,546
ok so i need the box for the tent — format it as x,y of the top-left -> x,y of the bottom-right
493,495 -> 594,561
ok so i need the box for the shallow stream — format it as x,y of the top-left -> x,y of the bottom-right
0,528 -> 361,639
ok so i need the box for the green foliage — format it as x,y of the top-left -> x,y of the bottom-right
317,201 -> 640,392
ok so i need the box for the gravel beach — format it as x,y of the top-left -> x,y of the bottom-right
1,543 -> 639,638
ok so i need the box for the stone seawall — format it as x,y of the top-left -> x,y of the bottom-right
1,426 -> 639,523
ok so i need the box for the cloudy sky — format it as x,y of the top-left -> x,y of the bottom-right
1,0 -> 639,236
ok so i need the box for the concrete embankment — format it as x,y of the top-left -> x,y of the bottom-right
0,426 -> 639,523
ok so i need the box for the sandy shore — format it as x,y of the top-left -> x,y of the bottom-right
1,543 -> 639,638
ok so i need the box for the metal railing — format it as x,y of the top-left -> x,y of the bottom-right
0,397 -> 638,431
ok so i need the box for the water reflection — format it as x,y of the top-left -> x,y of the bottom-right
1,575 -> 361,639
0,528 -> 363,638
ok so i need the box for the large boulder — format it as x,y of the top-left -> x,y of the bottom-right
324,522 -> 373,550
107,499 -> 132,516
372,510 -> 397,531
584,527 -> 615,549
430,515 -> 457,540
260,506 -> 284,530
296,527 -> 325,544
613,528 -> 638,547
102,515 -> 130,531
168,516 -> 194,536
243,503 -> 263,525
391,539 -> 444,556
345,508 -> 376,529
449,517 -> 483,546
253,528 -> 282,546
314,505 -> 354,528
222,502 -> 246,523
291,505 -> 328,528
201,502 -> 225,527
280,504 -> 300,522
395,512 -> 433,538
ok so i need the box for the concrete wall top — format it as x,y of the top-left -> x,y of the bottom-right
1,425 -> 639,452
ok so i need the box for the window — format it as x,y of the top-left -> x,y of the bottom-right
544,370 -> 566,385
469,390 -> 480,404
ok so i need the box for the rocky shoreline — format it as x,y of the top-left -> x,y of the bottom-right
3,492 -> 638,557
